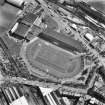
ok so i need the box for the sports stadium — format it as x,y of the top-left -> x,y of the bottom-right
20,30 -> 84,80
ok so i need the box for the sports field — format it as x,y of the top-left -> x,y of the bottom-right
24,38 -> 83,79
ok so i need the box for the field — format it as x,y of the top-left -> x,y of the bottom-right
24,38 -> 83,79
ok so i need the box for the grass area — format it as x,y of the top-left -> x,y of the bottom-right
1,34 -> 22,57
